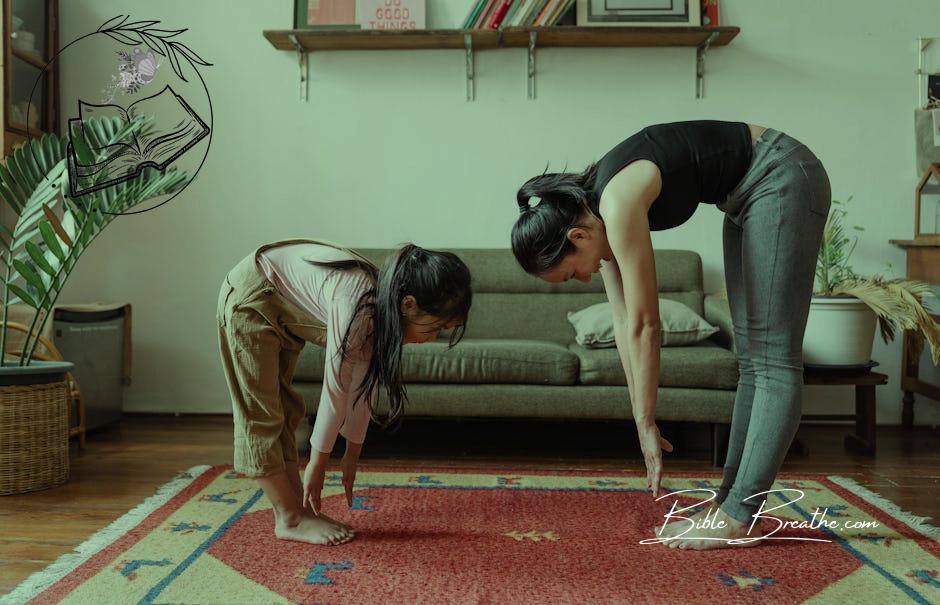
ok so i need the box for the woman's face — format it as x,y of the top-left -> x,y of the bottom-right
539,224 -> 612,284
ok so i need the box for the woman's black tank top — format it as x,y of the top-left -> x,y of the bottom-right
589,120 -> 753,231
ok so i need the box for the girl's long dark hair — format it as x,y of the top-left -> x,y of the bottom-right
308,245 -> 472,431
511,163 -> 598,274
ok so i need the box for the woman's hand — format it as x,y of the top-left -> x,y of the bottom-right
302,457 -> 327,515
636,420 -> 673,497
341,442 -> 363,507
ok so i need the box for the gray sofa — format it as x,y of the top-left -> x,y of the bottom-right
294,249 -> 739,465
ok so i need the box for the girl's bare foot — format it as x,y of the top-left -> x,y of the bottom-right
317,512 -> 355,533
275,511 -> 355,546
668,506 -> 765,550
257,468 -> 355,545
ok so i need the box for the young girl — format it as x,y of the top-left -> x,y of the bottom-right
217,239 -> 472,546
511,121 -> 831,550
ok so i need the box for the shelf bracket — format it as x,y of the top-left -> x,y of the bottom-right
288,34 -> 309,102
465,34 -> 475,102
695,31 -> 719,99
527,31 -> 537,100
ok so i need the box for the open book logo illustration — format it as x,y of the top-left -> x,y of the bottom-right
67,84 -> 210,197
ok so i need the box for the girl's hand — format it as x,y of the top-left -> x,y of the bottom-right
636,420 -> 673,497
341,442 -> 362,507
302,458 -> 327,515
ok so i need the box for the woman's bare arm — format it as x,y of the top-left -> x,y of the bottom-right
599,259 -> 637,407
599,161 -> 662,426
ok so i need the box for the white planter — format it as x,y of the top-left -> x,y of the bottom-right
803,296 -> 877,365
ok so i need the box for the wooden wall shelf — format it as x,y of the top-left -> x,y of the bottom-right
263,26 -> 738,51
263,26 -> 740,101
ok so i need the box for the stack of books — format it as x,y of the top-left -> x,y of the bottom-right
460,0 -> 575,30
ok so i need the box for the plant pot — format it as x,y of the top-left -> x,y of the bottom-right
0,360 -> 74,495
803,296 -> 877,366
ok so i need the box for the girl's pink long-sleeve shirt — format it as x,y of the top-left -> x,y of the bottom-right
256,242 -> 374,453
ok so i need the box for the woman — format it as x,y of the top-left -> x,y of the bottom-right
510,121 -> 831,550
217,239 -> 472,545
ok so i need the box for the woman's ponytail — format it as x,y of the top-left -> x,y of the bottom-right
512,163 -> 598,274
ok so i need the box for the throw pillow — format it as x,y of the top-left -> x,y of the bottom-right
567,299 -> 719,348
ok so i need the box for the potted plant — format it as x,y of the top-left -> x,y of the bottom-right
804,197 -> 940,367
0,117 -> 188,495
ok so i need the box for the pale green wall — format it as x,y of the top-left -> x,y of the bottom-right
56,0 -> 940,425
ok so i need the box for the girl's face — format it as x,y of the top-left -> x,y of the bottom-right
399,295 -> 463,344
402,313 -> 462,344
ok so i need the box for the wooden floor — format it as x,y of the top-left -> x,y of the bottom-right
1,414 -> 939,596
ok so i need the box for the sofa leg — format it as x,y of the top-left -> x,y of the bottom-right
711,423 -> 730,468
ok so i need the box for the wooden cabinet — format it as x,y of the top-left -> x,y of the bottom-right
2,0 -> 58,156
888,239 -> 940,428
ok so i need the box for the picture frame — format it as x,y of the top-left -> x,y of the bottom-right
294,0 -> 359,30
575,0 -> 702,27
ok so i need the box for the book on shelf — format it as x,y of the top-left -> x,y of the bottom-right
460,0 -> 572,29
523,0 -> 548,26
702,0 -> 720,26
461,0 -> 485,28
486,0 -> 514,28
536,0 -> 573,26
501,0 -> 524,27
473,0 -> 498,28
508,0 -> 531,26
532,0 -> 555,26
500,0 -> 525,29
296,0 -> 357,28
358,0 -> 426,30
548,0 -> 575,25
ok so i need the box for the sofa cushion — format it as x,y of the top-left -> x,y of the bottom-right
296,345 -> 327,382
298,382 -> 736,422
570,342 -> 739,390
567,299 -> 719,348
294,339 -> 580,386
402,339 -> 579,385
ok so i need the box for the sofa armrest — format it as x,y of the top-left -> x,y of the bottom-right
704,294 -> 735,354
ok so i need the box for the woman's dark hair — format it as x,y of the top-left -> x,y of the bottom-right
511,163 -> 598,275
308,245 -> 472,431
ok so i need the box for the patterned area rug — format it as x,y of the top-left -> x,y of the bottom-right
3,465 -> 940,604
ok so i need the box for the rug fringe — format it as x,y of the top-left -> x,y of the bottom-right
0,465 -> 213,605
827,474 -> 940,542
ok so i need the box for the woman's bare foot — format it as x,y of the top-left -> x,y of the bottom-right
275,510 -> 355,546
653,504 -> 719,541
668,506 -> 765,550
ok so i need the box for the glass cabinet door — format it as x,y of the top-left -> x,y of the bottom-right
6,0 -> 53,134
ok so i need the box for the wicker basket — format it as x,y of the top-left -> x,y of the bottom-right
0,380 -> 70,495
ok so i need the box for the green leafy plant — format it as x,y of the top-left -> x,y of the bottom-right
0,116 -> 189,366
815,197 -> 865,295
815,197 -> 940,364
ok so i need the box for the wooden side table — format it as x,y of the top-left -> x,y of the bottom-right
889,238 -> 940,429
800,368 -> 888,456
712,367 -> 887,466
